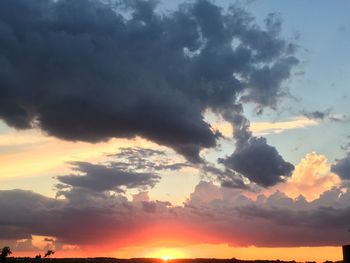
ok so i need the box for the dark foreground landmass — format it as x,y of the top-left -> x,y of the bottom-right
3,258 -> 343,263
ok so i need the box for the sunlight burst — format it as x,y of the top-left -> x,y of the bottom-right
147,248 -> 187,260
161,256 -> 171,261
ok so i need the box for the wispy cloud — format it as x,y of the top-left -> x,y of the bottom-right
302,109 -> 350,123
250,117 -> 318,136
211,117 -> 318,137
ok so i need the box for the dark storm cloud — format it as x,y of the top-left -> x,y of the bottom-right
0,0 -> 297,163
331,155 -> 350,180
222,137 -> 294,187
219,106 -> 294,187
56,161 -> 160,193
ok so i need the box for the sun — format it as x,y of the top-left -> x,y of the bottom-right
147,248 -> 187,260
161,256 -> 171,261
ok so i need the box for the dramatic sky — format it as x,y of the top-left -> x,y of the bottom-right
0,0 -> 350,261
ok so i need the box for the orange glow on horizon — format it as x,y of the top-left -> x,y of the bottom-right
11,243 -> 343,263
112,244 -> 342,263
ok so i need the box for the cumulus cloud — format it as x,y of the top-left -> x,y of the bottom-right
0,0 -> 297,164
222,137 -> 294,187
219,106 -> 294,187
269,152 -> 341,201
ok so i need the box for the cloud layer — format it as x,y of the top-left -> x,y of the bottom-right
1,180 -> 349,250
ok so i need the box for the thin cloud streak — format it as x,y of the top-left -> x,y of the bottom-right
210,117 -> 318,138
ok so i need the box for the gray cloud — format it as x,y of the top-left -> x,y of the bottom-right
109,147 -> 191,171
0,0 -> 297,163
219,106 -> 294,187
331,155 -> 350,180
0,189 -> 60,242
221,137 -> 294,187
303,109 -> 349,123
54,147 -> 192,197
56,161 -> 161,193
199,163 -> 248,189
303,109 -> 332,120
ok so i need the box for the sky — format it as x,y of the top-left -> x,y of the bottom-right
0,0 -> 350,261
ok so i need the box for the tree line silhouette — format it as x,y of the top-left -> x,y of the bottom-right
1,247 -> 12,261
1,247 -> 55,261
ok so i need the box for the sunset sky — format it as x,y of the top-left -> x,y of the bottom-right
0,0 -> 350,262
